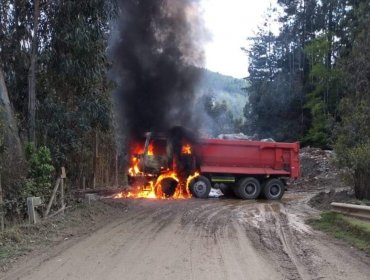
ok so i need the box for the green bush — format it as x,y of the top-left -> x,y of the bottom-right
346,144 -> 370,199
335,143 -> 370,200
21,144 -> 55,204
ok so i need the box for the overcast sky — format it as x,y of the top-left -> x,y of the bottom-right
201,0 -> 276,78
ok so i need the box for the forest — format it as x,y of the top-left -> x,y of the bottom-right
0,0 -> 117,220
0,0 -> 369,223
245,0 -> 370,199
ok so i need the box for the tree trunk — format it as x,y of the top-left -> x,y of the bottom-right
0,173 -> 4,232
0,66 -> 26,201
354,169 -> 370,200
28,0 -> 40,143
0,67 -> 23,159
92,131 -> 98,189
115,152 -> 119,187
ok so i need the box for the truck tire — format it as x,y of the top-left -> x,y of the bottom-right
155,178 -> 178,198
189,176 -> 211,198
263,178 -> 284,200
234,177 -> 261,199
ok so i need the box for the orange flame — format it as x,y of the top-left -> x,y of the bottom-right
114,181 -> 157,199
130,143 -> 154,156
114,171 -> 200,200
128,143 -> 155,176
182,144 -> 192,155
115,141 -> 198,200
128,156 -> 141,176
154,172 -> 179,199
147,143 -> 154,156
186,172 -> 199,194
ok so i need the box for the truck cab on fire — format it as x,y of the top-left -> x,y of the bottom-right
127,131 -> 300,200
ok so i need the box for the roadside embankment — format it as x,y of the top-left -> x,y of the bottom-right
309,212 -> 370,257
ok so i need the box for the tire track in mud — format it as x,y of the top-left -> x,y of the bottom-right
237,194 -> 370,280
262,203 -> 311,280
239,198 -> 331,280
179,199 -> 283,279
3,195 -> 370,280
180,196 -> 370,280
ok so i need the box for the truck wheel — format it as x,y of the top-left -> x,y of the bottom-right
189,176 -> 211,198
155,178 -> 178,198
235,177 -> 261,199
263,178 -> 284,200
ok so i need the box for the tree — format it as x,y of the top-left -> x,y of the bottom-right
0,0 -> 33,133
198,93 -> 240,136
0,66 -> 24,166
1,0 -> 117,190
335,1 -> 370,199
28,0 -> 40,143
0,66 -> 26,217
244,0 -> 370,198
303,35 -> 342,148
244,5 -> 309,141
35,1 -> 114,185
245,0 -> 353,143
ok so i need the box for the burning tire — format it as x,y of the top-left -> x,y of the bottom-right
234,177 -> 261,199
189,176 -> 211,198
155,177 -> 178,198
262,178 -> 284,200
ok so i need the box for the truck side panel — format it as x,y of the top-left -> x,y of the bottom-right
194,139 -> 300,178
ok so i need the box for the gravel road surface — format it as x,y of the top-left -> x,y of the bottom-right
3,192 -> 370,280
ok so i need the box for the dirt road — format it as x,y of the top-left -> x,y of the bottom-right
2,192 -> 370,280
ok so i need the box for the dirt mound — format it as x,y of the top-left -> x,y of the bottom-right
308,190 -> 355,210
300,147 -> 333,177
291,147 -> 347,192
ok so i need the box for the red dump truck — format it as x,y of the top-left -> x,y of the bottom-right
128,132 -> 300,200
191,138 -> 300,200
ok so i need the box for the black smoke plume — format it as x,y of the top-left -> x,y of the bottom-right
110,0 -> 207,142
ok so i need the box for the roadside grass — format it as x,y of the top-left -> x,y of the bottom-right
0,227 -> 31,266
309,212 -> 370,255
0,244 -> 31,260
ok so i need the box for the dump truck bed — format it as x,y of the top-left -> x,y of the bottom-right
194,139 -> 300,178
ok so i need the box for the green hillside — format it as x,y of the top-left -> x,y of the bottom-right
197,69 -> 248,118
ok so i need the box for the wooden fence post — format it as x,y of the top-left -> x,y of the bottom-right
45,178 -> 60,217
60,167 -> 66,215
60,179 -> 64,215
83,176 -> 86,191
27,197 -> 42,224
93,131 -> 98,189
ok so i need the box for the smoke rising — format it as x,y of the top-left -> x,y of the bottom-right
110,0 -> 207,141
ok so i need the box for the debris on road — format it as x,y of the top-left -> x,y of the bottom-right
292,147 -> 347,192
208,188 -> 223,198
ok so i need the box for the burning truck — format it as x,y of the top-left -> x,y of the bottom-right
115,127 -> 300,200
